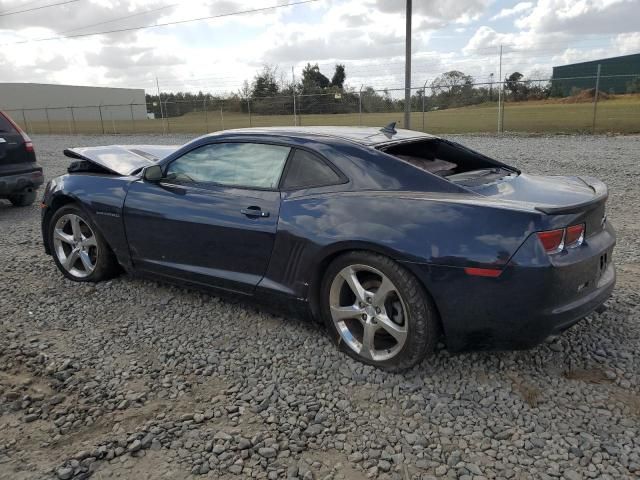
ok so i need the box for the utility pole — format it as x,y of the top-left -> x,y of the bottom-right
404,0 -> 412,129
497,45 -> 503,133
156,77 -> 166,135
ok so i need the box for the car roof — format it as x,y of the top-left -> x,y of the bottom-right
212,126 -> 439,146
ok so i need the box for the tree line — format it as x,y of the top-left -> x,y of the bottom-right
145,65 -> 560,118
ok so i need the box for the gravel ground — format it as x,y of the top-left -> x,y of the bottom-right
0,134 -> 639,480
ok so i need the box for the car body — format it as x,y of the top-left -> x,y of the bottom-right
40,125 -> 615,369
0,111 -> 43,206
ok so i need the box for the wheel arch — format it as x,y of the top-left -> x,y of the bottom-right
307,242 -> 445,338
42,194 -> 113,258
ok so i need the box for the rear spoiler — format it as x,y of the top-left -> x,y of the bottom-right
535,177 -> 607,214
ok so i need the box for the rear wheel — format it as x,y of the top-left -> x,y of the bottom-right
49,205 -> 119,282
320,251 -> 437,371
8,191 -> 36,207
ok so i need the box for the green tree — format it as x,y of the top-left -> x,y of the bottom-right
252,65 -> 280,98
301,63 -> 330,92
331,64 -> 346,89
505,72 -> 530,101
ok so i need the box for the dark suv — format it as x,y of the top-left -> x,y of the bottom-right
0,111 -> 43,206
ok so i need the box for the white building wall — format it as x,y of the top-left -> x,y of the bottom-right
0,83 -> 147,123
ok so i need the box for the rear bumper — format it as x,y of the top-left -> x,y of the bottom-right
0,165 -> 44,196
404,221 -> 616,352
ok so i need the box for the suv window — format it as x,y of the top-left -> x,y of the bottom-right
166,142 -> 290,189
0,112 -> 18,134
281,149 -> 342,189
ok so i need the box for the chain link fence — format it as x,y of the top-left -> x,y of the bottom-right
3,74 -> 639,135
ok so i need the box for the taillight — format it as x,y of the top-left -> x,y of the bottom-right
537,224 -> 586,254
565,224 -> 585,248
537,229 -> 564,253
24,138 -> 34,153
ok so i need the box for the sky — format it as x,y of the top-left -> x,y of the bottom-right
0,0 -> 639,95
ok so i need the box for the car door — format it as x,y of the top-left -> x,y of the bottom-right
123,141 -> 290,294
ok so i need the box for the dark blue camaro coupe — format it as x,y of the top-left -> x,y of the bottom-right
41,125 -> 615,370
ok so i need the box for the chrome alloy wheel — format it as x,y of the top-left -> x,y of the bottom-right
329,264 -> 408,362
52,213 -> 98,278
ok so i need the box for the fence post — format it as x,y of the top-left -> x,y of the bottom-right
45,107 -> 51,134
130,103 -> 135,133
204,98 -> 209,133
422,78 -> 428,132
98,105 -> 105,134
497,44 -> 503,133
358,85 -> 363,126
69,107 -> 76,134
247,98 -> 252,127
21,109 -> 28,134
293,93 -> 297,126
592,64 -> 601,134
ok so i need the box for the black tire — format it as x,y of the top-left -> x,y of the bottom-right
320,251 -> 438,372
8,191 -> 37,207
48,204 -> 120,282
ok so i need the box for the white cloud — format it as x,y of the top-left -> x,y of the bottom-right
0,0 -> 637,96
515,0 -> 639,34
490,2 -> 533,21
614,32 -> 640,54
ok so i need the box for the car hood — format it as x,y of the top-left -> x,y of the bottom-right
63,145 -> 180,175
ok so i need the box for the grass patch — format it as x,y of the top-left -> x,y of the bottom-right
17,95 -> 640,135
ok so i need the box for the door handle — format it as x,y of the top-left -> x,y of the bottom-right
241,207 -> 269,218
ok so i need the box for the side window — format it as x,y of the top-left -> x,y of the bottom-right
166,142 -> 290,189
281,149 -> 342,189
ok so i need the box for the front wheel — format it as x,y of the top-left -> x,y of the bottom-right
49,205 -> 119,282
320,251 -> 438,371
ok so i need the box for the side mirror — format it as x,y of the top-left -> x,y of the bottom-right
143,165 -> 163,182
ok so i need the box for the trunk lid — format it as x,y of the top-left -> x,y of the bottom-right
471,173 -> 608,236
64,145 -> 180,176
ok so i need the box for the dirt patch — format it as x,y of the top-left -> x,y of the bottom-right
92,449 -> 190,480
507,373 -> 542,408
558,88 -> 610,103
610,391 -> 640,417
564,367 -> 613,385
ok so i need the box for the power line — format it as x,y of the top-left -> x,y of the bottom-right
60,2 -> 179,35
3,0 -> 321,45
0,0 -> 81,17
1,0 -> 47,14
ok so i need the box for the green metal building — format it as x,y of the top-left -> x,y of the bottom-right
551,53 -> 640,96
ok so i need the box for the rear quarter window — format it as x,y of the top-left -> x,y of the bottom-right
0,113 -> 18,134
281,149 -> 343,189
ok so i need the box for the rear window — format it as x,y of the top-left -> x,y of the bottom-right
381,139 -> 516,181
281,149 -> 343,189
0,113 -> 18,134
